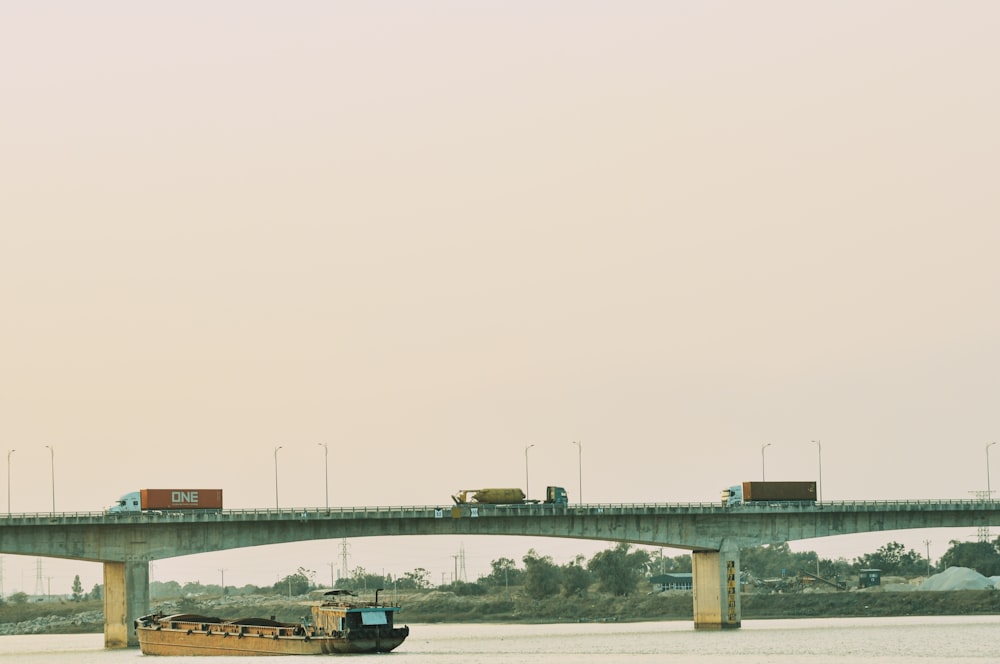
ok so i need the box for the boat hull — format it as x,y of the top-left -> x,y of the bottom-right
136,618 -> 408,656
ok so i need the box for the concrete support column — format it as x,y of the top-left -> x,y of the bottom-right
691,540 -> 741,630
103,560 -> 150,648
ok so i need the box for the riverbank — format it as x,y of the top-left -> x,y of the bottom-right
3,587 -> 1000,634
401,588 -> 1000,623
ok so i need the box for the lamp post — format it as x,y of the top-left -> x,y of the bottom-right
811,439 -> 822,502
7,450 -> 17,517
6,449 -> 13,516
761,443 -> 771,481
524,444 -> 535,501
987,442 -> 997,500
273,446 -> 283,509
45,445 -> 55,513
571,441 -> 582,505
318,443 -> 329,510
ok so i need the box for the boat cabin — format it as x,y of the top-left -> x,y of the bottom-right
311,590 -> 401,634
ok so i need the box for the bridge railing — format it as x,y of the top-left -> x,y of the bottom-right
0,498 -> 997,524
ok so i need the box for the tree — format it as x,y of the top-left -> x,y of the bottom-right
854,541 -> 926,576
88,583 -> 103,601
71,575 -> 85,601
397,568 -> 431,590
442,580 -> 487,596
335,566 -> 389,592
740,542 -> 813,579
151,580 -> 182,599
938,539 -> 1000,577
560,556 -> 591,597
479,557 -> 523,588
522,549 -> 561,599
587,543 -> 650,596
650,551 -> 692,575
274,567 -> 315,596
181,580 -> 210,596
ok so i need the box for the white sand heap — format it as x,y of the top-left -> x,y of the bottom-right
917,566 -> 995,591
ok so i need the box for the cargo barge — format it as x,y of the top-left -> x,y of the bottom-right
135,590 -> 408,656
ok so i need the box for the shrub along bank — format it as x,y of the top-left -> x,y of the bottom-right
3,589 -> 1000,635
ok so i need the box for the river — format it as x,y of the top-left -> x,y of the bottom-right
1,616 -> 997,663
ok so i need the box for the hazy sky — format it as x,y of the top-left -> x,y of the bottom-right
2,1 -> 999,595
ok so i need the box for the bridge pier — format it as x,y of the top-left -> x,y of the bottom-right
691,540 -> 741,629
103,560 -> 149,648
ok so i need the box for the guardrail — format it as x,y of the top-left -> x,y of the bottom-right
0,498 -> 997,523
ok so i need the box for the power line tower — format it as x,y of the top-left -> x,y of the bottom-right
339,539 -> 350,581
451,544 -> 467,583
34,558 -> 43,596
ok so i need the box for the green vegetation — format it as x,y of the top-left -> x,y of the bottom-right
150,536 -> 1000,603
7,585 -> 1000,634
939,540 -> 1000,576
588,544 -> 651,595
401,586 -> 1000,623
3,536 -> 1000,633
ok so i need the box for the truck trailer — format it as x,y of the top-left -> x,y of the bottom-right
722,481 -> 816,507
108,489 -> 223,514
451,486 -> 568,506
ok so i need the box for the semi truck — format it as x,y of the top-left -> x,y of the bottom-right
107,489 -> 223,514
722,481 -> 816,507
451,486 -> 568,506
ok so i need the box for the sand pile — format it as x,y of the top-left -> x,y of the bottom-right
917,567 -> 994,591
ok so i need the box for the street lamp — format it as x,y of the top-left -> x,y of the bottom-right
761,443 -> 772,481
571,441 -> 582,505
45,445 -> 55,513
318,443 -> 329,510
987,442 -> 997,500
524,444 -> 535,501
273,446 -> 283,509
811,439 -> 822,502
6,449 -> 14,516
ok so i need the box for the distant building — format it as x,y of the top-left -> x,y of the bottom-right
649,573 -> 693,591
859,569 -> 882,588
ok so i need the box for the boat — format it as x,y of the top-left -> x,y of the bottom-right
134,589 -> 409,655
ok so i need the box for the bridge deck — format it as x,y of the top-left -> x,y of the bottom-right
1,498 -> 996,526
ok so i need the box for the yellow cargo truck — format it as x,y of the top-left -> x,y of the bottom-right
451,486 -> 568,506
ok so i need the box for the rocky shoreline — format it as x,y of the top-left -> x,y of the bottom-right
0,609 -> 104,636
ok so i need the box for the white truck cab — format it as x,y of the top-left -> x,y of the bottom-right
721,485 -> 743,507
107,491 -> 142,514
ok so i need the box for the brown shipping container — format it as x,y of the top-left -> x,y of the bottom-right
741,481 -> 816,502
140,489 -> 223,510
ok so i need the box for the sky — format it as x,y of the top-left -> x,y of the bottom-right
1,1 -> 999,597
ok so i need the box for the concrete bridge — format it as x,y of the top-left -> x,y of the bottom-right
2,499 -> 998,647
